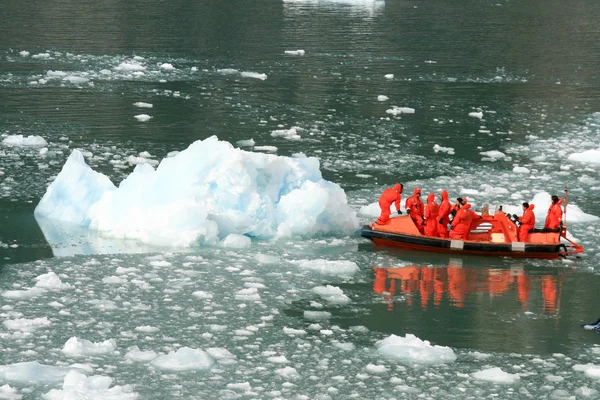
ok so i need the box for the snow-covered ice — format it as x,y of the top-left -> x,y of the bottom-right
376,334 -> 457,365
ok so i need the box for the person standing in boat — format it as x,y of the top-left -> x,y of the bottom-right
449,203 -> 474,240
375,183 -> 403,225
405,187 -> 425,234
517,202 -> 535,241
438,190 -> 452,238
424,193 -> 439,237
450,197 -> 463,221
544,195 -> 563,231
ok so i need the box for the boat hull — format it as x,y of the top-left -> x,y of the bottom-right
361,225 -> 564,259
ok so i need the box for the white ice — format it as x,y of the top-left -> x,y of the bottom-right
312,285 -> 351,305
433,144 -> 455,155
284,50 -> 305,56
377,95 -> 389,102
479,150 -> 506,159
1,135 -> 47,147
133,102 -> 153,108
240,71 -> 267,80
568,149 -> 600,164
469,111 -> 483,119
471,367 -> 520,384
386,106 -> 415,116
134,114 -> 152,122
34,136 -> 358,248
2,271 -> 72,299
291,259 -> 359,275
0,362 -> 77,384
43,370 -> 138,400
376,334 -> 457,365
271,127 -> 301,140
62,337 -> 117,356
150,347 -> 214,371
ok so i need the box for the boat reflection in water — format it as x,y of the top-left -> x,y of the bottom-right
373,259 -> 563,313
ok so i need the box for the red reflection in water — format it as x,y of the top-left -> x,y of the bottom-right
373,262 -> 561,313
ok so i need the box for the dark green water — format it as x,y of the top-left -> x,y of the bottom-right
1,0 -> 600,397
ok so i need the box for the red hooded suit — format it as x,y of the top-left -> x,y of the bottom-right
518,204 -> 535,241
376,183 -> 402,225
405,188 -> 425,234
450,203 -> 474,240
544,199 -> 563,230
424,193 -> 439,237
437,190 -> 451,238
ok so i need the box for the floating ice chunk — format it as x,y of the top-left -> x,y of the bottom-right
150,347 -> 214,371
365,364 -> 387,374
255,254 -> 279,264
32,53 -> 51,59
235,287 -> 261,301
127,155 -> 159,166
0,362 -> 75,384
275,366 -> 300,379
241,71 -> 267,80
512,166 -> 530,174
376,334 -> 456,365
192,290 -> 213,299
377,95 -> 389,102
291,259 -> 359,275
206,348 -> 237,365
283,327 -> 307,336
433,144 -> 455,155
20,50 -> 30,57
114,61 -> 146,71
62,337 -> 117,356
568,149 -> 600,164
471,367 -> 520,383
3,317 -> 51,332
253,145 -> 278,152
469,111 -> 483,119
386,106 -> 415,116
236,139 -> 255,147
358,202 -> 381,217
271,127 -> 301,140
217,68 -> 239,75
160,63 -> 175,71
125,346 -> 158,362
133,102 -> 153,108
2,135 -> 47,147
312,285 -> 351,305
221,233 -> 251,248
284,50 -> 305,56
227,382 -> 252,391
574,386 -> 598,397
63,75 -> 89,84
134,114 -> 152,122
267,355 -> 289,364
303,311 -> 332,320
35,136 -> 358,248
134,326 -> 159,333
384,74 -> 394,79
0,384 -> 20,399
43,371 -> 138,400
479,150 -> 506,159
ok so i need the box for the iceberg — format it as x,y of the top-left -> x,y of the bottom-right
34,136 -> 358,248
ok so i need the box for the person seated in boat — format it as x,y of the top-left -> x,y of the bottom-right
424,193 -> 439,237
405,187 -> 425,234
544,195 -> 563,231
517,202 -> 535,241
449,203 -> 474,240
437,190 -> 452,238
375,183 -> 403,225
450,197 -> 463,220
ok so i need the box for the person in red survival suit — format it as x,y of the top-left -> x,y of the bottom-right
437,190 -> 452,238
375,183 -> 403,225
544,195 -> 563,231
424,193 -> 439,237
516,202 -> 535,241
405,187 -> 425,234
449,203 -> 474,240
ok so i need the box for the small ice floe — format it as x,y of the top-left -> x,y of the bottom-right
376,334 -> 456,365
358,202 -> 381,217
275,366 -> 300,379
221,234 -> 251,249
471,367 -> 520,384
150,347 -> 214,371
312,285 -> 351,305
253,145 -> 277,153
303,311 -> 332,321
134,114 -> 152,122
114,60 -> 146,71
62,337 -> 117,356
2,271 -> 72,299
377,95 -> 389,102
241,71 -> 267,80
479,150 -> 506,160
32,53 -> 51,59
386,106 -> 415,116
433,144 -> 455,155
469,111 -> 484,119
160,63 -> 176,71
271,127 -> 301,140
19,50 -> 30,57
236,138 -> 255,147
192,290 -> 213,300
291,259 -> 359,276
133,102 -> 153,108
284,50 -> 305,56
126,155 -> 159,166
43,370 -> 138,399
365,364 -> 387,374
568,149 -> 600,164
2,135 -> 47,147
512,166 -> 530,174
0,361 -> 78,384
283,327 -> 306,336
384,74 -> 394,79
235,287 -> 261,301
3,317 -> 51,332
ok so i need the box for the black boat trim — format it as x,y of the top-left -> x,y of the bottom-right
360,225 -> 561,254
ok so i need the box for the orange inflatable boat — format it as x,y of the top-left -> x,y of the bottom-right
360,210 -> 583,259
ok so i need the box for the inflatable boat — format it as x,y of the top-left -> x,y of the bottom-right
360,211 -> 583,259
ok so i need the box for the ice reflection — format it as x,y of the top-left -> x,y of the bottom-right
373,259 -> 565,314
